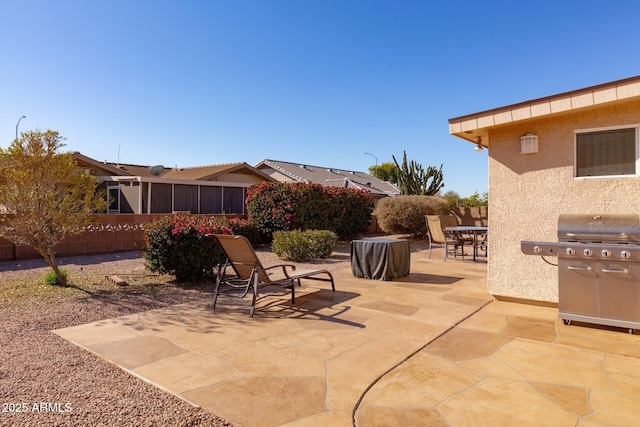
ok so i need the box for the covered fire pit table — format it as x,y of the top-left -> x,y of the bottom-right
350,238 -> 410,280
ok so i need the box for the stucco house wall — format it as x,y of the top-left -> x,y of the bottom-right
449,76 -> 640,303
258,168 -> 296,183
489,98 -> 640,302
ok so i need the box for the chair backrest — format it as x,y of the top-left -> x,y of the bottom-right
426,215 -> 446,244
439,215 -> 459,229
212,234 -> 271,282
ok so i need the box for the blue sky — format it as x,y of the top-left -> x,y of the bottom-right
2,1 -> 639,197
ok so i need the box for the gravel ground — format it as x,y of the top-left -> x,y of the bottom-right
0,243 -> 358,427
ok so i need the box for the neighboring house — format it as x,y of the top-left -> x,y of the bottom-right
448,75 -> 640,303
72,153 -> 276,214
255,159 -> 400,203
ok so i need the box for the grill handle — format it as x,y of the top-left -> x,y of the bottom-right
601,268 -> 629,274
567,265 -> 592,271
565,232 -> 629,240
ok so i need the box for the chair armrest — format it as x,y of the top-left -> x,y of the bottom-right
260,264 -> 297,278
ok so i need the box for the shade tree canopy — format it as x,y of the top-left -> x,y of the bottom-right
0,130 -> 107,285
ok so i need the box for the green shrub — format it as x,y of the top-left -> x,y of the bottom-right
375,195 -> 450,237
226,217 -> 264,245
246,182 -> 374,240
272,230 -> 337,262
44,269 -> 68,286
144,214 -> 229,282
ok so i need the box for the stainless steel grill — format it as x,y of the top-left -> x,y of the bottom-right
521,214 -> 640,333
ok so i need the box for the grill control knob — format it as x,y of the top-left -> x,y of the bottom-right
621,250 -> 632,259
565,248 -> 575,256
601,249 -> 611,257
583,249 -> 593,257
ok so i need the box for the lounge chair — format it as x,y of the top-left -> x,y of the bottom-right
425,215 -> 466,261
210,234 -> 335,317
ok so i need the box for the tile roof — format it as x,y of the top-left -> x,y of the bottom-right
95,160 -> 273,182
69,151 -> 274,183
161,163 -> 248,180
111,163 -> 158,177
256,159 -> 400,197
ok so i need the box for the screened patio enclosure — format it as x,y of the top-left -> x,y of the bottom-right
102,177 -> 248,214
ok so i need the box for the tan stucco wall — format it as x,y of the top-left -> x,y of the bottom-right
488,99 -> 640,302
215,172 -> 266,184
258,168 -> 296,183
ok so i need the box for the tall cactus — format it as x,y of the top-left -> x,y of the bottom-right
392,151 -> 444,196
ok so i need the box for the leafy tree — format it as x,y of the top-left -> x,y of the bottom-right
392,151 -> 444,196
459,190 -> 488,207
0,130 -> 107,286
442,190 -> 461,208
368,162 -> 398,183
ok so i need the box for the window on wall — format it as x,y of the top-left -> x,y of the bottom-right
174,184 -> 198,213
223,187 -> 246,214
197,186 -> 245,214
200,186 -> 222,214
150,183 -> 172,213
575,126 -> 638,177
107,184 -> 120,214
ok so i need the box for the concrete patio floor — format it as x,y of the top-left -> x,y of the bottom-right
54,248 -> 640,427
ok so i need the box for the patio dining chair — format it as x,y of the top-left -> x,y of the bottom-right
210,234 -> 336,317
476,231 -> 488,256
425,215 -> 466,262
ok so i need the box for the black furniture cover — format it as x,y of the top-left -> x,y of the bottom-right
350,238 -> 410,281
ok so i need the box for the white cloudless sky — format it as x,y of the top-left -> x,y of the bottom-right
2,0 -> 639,197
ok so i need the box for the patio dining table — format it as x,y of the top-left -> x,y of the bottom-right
445,226 -> 488,262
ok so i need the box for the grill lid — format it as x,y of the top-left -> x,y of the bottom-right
558,214 -> 640,243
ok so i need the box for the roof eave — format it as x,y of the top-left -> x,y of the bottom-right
448,75 -> 640,148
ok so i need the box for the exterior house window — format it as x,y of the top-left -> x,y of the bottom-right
107,183 -> 120,214
223,187 -> 246,214
174,184 -> 199,213
150,183 -> 172,213
200,186 -> 222,214
575,126 -> 638,177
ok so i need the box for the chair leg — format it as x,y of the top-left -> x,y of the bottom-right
213,268 -> 222,310
291,280 -> 295,304
249,274 -> 258,317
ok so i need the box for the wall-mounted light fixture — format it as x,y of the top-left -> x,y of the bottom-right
520,133 -> 539,154
474,137 -> 483,152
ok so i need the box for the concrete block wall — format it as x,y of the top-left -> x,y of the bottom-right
0,214 -> 236,262
451,206 -> 488,226
1,212 -> 382,262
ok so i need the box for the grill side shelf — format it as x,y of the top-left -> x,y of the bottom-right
521,241 -> 559,257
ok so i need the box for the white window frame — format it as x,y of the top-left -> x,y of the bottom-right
574,124 -> 640,179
